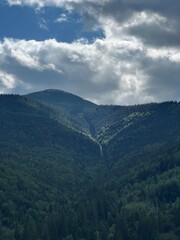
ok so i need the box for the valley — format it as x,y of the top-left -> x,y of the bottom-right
0,90 -> 179,240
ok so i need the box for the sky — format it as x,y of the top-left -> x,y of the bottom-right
0,0 -> 180,105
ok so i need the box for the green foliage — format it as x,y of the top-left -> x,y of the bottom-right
0,92 -> 179,239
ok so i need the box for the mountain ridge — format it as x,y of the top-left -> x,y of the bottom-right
0,90 -> 179,240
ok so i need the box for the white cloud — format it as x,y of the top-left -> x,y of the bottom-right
38,17 -> 48,30
6,0 -> 180,49
0,37 -> 180,104
3,0 -> 180,104
6,0 -> 107,9
0,71 -> 16,89
55,13 -> 68,23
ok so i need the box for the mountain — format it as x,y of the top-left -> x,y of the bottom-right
0,90 -> 180,240
26,89 -> 97,135
0,94 -> 101,239
26,89 -> 96,113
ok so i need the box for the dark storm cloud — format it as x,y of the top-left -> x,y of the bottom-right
142,58 -> 180,101
128,21 -> 180,47
101,0 -> 180,21
82,0 -> 180,47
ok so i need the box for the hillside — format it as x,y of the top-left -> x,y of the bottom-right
0,94 -> 101,239
0,91 -> 180,240
26,89 -> 97,135
27,89 -> 96,112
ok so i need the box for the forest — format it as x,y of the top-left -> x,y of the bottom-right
0,90 -> 179,240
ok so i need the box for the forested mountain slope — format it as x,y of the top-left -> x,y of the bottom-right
0,91 -> 180,240
0,94 -> 101,239
26,89 -> 97,135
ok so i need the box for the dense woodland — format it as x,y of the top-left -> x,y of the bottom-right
0,90 -> 180,240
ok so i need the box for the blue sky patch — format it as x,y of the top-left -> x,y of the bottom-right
0,4 -> 104,42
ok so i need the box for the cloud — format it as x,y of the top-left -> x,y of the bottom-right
2,0 -> 180,104
0,37 -> 180,104
55,13 -> 68,23
38,17 -> 48,30
6,0 -> 180,48
0,71 -> 16,91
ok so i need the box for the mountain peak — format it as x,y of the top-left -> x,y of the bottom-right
26,89 -> 96,113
